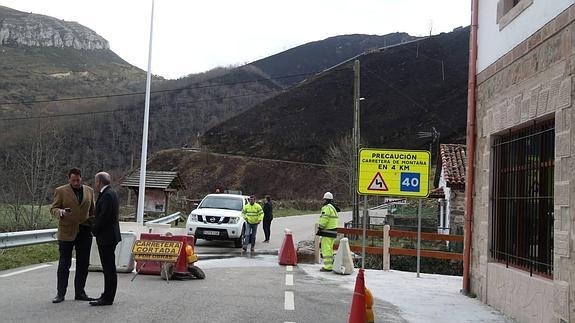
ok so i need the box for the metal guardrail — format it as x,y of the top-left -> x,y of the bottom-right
0,212 -> 184,249
0,229 -> 58,249
146,212 -> 183,224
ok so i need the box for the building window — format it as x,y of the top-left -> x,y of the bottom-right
497,0 -> 533,30
490,121 -> 554,277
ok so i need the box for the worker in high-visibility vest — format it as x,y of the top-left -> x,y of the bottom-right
241,195 -> 264,252
317,192 -> 340,272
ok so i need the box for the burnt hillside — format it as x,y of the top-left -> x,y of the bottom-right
202,27 -> 470,164
251,33 -> 418,87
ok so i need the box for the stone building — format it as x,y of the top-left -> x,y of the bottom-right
434,144 -> 467,236
469,1 -> 574,322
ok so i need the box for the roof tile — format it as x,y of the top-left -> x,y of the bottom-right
440,144 -> 467,185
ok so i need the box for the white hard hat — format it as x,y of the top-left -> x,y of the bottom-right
323,192 -> 333,200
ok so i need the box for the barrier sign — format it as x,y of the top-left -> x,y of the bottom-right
132,240 -> 182,262
358,148 -> 430,197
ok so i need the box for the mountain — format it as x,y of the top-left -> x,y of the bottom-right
251,33 -> 418,87
0,5 -> 108,49
0,5 -> 150,119
0,3 -> 459,210
202,27 -> 470,164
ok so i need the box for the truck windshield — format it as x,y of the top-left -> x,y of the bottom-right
199,196 -> 243,211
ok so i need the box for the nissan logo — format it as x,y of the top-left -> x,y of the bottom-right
209,217 -> 216,223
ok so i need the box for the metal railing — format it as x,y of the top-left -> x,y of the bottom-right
146,212 -> 183,224
0,229 -> 58,249
0,212 -> 184,249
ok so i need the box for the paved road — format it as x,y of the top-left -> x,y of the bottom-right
0,254 -> 401,323
194,211 -> 352,255
0,211 -> 364,322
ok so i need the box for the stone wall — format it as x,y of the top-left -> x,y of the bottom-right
472,5 -> 574,323
449,186 -> 465,235
487,263 -> 555,323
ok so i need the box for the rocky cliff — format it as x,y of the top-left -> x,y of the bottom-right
0,5 -> 108,50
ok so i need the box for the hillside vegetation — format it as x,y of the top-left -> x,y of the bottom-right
202,27 -> 470,163
146,149 -> 329,200
0,4 -> 470,232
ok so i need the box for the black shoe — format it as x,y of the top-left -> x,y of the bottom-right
75,293 -> 95,301
89,299 -> 113,306
242,246 -> 247,252
52,295 -> 65,303
250,247 -> 255,252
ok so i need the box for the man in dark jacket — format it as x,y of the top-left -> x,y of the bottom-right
262,195 -> 273,243
90,172 -> 121,306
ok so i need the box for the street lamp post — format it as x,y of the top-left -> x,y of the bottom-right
136,0 -> 155,224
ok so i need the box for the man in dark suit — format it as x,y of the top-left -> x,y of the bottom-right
49,168 -> 96,303
90,172 -> 121,306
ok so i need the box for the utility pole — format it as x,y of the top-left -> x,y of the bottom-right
127,151 -> 134,206
352,60 -> 361,227
136,0 -> 155,224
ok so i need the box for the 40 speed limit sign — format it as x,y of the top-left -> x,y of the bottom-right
358,148 -> 430,197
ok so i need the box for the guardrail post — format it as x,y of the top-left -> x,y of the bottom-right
383,225 -> 390,270
314,223 -> 321,264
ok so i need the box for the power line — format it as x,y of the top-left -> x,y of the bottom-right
0,43 -> 467,124
0,90 -> 279,121
0,70 -> 328,106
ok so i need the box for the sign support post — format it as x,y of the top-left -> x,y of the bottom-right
416,199 -> 422,278
361,195 -> 368,269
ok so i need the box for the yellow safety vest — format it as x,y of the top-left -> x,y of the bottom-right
319,203 -> 338,230
242,203 -> 264,224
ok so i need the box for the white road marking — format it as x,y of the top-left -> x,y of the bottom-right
284,291 -> 295,310
0,264 -> 51,278
285,274 -> 293,286
286,265 -> 293,272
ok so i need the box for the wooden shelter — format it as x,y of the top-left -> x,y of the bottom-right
121,171 -> 184,216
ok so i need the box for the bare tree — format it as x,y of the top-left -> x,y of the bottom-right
323,133 -> 355,205
3,121 -> 64,230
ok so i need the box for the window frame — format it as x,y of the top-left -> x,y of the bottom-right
497,0 -> 534,30
489,120 -> 555,278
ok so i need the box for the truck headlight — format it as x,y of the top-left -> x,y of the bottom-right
228,217 -> 239,224
189,214 -> 198,222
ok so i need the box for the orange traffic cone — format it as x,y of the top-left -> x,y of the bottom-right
349,268 -> 366,323
365,287 -> 374,323
278,229 -> 297,265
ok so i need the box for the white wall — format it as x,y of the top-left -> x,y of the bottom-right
438,168 -> 451,234
477,0 -> 572,72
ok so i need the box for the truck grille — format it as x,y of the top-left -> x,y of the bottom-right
199,215 -> 230,224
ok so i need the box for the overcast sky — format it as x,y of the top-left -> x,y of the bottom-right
2,0 -> 470,79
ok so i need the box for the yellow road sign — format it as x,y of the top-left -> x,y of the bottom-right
132,240 -> 182,262
358,148 -> 430,197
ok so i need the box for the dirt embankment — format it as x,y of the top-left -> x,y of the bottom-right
146,149 -> 337,200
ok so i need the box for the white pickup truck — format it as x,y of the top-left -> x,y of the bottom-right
185,193 -> 249,248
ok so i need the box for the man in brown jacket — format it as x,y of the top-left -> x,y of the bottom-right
49,168 -> 95,304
